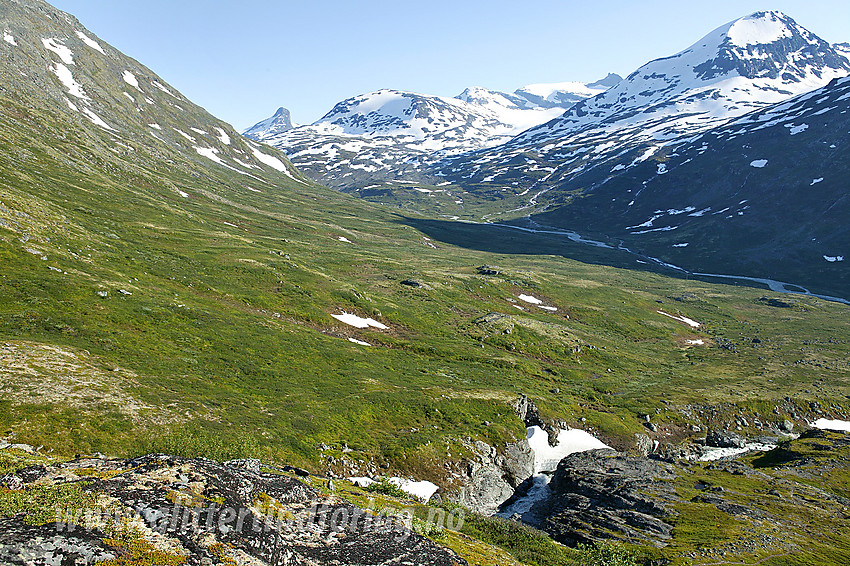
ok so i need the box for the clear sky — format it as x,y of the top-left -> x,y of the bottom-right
48,1 -> 850,131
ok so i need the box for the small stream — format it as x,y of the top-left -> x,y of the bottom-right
487,222 -> 849,305
497,426 -> 609,520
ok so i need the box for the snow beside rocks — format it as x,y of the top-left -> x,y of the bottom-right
75,31 -> 104,54
388,477 -> 440,502
251,147 -> 289,173
51,63 -> 87,99
348,477 -> 375,488
42,38 -> 74,64
727,11 -> 792,47
698,442 -> 776,461
346,476 -> 438,502
195,146 -> 224,165
215,127 -> 231,145
152,80 -> 177,97
81,108 -> 113,130
527,426 -> 610,474
812,418 -> 850,432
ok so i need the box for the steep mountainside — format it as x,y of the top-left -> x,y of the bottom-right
0,0 -> 305,186
530,74 -> 850,299
243,77 -> 620,190
435,11 -> 849,202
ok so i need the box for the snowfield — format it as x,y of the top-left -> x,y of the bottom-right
812,418 -> 850,432
75,31 -> 104,54
331,312 -> 388,330
657,310 -> 701,328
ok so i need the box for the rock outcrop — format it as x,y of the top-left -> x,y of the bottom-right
526,449 -> 680,547
706,430 -> 747,449
454,439 -> 534,515
0,454 -> 466,566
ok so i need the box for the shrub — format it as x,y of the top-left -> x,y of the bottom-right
365,478 -> 409,499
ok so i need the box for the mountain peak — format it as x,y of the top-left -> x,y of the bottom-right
586,73 -> 623,89
725,10 -> 796,47
243,106 -> 294,139
680,10 -> 849,82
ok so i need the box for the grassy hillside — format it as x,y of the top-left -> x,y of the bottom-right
2,77 -> 849,476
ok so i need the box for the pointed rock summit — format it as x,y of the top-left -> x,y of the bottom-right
243,106 -> 294,140
586,73 -> 623,89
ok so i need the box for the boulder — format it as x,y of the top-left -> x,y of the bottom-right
400,279 -> 431,290
513,395 -> 545,430
706,430 -> 747,448
634,433 -> 654,456
477,265 -> 503,276
454,439 -> 534,515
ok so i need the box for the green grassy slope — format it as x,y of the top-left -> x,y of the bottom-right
2,76 -> 849,473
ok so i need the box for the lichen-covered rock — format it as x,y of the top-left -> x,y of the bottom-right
0,454 -> 466,566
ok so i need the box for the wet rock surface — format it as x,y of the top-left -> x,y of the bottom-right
0,454 -> 466,566
706,430 -> 747,448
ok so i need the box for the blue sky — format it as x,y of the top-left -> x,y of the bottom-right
49,1 -> 850,130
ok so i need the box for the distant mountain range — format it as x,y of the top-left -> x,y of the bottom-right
436,10 -> 849,195
241,10 -> 849,297
243,76 -> 622,189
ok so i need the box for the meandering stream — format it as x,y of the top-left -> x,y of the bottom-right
487,222 -> 849,305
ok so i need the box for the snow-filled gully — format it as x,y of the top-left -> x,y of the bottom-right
498,426 -> 609,519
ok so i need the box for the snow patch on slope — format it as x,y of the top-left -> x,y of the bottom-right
331,312 -> 388,330
41,38 -> 74,64
122,71 -> 142,91
726,11 -> 792,46
51,63 -> 87,99
75,30 -> 104,54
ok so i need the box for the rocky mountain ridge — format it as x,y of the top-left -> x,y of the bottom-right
0,0 -> 304,189
529,73 -> 850,298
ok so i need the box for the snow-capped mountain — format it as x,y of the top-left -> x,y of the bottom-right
529,73 -> 850,299
437,11 -> 850,196
243,77 -> 619,189
242,106 -> 294,139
